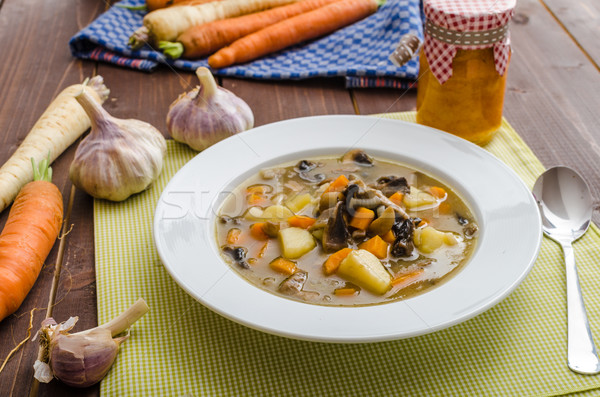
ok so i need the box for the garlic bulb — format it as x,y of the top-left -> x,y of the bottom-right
166,67 -> 254,151
34,299 -> 149,388
69,89 -> 167,201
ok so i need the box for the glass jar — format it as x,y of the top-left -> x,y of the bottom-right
389,0 -> 516,146
416,47 -> 510,145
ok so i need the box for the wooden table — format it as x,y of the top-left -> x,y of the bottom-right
1,0 -> 598,395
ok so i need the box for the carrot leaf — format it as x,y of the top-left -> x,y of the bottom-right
116,4 -> 148,11
31,155 -> 53,183
159,41 -> 184,59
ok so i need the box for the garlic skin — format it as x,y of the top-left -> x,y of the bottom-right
49,327 -> 127,388
35,299 -> 149,388
166,67 -> 254,151
70,90 -> 167,201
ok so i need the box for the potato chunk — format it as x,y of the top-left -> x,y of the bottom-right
262,205 -> 294,220
278,227 -> 316,259
337,249 -> 392,295
285,193 -> 313,213
403,186 -> 437,209
413,226 -> 457,253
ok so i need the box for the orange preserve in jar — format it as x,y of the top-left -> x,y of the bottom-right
415,0 -> 516,145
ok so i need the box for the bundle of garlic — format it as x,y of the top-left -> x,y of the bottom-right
34,299 -> 149,388
166,67 -> 254,151
69,87 -> 167,201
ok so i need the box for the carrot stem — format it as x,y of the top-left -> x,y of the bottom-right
31,155 -> 52,183
117,4 -> 148,10
159,41 -> 184,59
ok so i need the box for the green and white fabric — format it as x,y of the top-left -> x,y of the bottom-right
95,113 -> 600,396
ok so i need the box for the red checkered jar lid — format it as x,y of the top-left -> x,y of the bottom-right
423,0 -> 516,84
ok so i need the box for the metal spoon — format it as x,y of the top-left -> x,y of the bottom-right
533,166 -> 600,375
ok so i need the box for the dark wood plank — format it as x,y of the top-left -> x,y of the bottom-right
505,0 -> 600,224
0,0 -> 103,395
352,87 -> 417,115
99,67 -> 190,138
542,0 -> 600,67
222,77 -> 356,125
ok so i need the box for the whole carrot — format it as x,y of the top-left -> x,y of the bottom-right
129,0 -> 300,49
208,0 -> 383,69
0,158 -> 63,322
160,0 -> 343,59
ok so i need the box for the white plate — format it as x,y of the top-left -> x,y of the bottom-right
153,115 -> 542,343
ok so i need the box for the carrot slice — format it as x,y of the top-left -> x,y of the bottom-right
382,230 -> 395,244
388,191 -> 404,205
349,207 -> 375,231
226,227 -> 242,244
358,235 -> 388,259
247,193 -> 268,206
323,247 -> 353,275
429,186 -> 447,199
269,257 -> 297,275
438,202 -> 451,215
391,269 -> 424,289
334,287 -> 359,296
257,241 -> 269,258
324,174 -> 349,193
287,215 -> 316,229
250,222 -> 269,240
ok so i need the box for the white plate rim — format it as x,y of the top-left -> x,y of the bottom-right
153,115 -> 542,343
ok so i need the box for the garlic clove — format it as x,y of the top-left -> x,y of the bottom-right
166,67 -> 254,151
69,89 -> 167,201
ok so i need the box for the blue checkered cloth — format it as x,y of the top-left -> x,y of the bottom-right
69,0 -> 422,87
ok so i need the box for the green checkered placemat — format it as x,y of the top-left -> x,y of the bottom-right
94,113 -> 600,396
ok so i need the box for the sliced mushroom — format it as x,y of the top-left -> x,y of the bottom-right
298,171 -> 325,183
262,221 -> 281,238
464,223 -> 479,239
348,194 -> 382,210
311,207 -> 334,230
390,218 -> 414,258
456,213 -> 469,225
295,160 -> 318,172
368,206 -> 396,236
221,246 -> 250,269
374,176 -> 410,197
370,189 -> 410,220
278,271 -> 320,301
319,191 -> 343,212
322,201 -> 350,253
341,149 -> 374,166
344,184 -> 381,210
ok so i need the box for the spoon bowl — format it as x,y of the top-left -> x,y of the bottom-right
533,166 -> 593,243
533,166 -> 600,375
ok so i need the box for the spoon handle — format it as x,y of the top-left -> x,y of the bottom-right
562,242 -> 600,374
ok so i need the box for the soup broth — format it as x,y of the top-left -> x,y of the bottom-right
216,150 -> 478,307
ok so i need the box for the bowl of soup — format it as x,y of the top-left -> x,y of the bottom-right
153,115 -> 541,342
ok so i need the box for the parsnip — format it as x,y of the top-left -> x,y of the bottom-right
0,76 -> 109,213
129,0 -> 300,48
